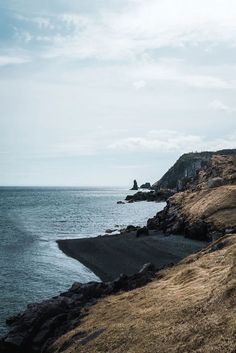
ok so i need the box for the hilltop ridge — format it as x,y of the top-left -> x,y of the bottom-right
153,148 -> 236,191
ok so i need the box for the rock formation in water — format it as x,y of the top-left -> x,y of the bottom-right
140,182 -> 151,189
125,189 -> 174,203
130,179 -> 138,190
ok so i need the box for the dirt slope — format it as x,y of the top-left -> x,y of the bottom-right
49,234 -> 236,353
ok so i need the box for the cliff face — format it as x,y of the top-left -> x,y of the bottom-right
153,149 -> 236,191
148,185 -> 236,240
148,150 -> 236,240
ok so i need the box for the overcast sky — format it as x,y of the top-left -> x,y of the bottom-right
1,0 -> 236,186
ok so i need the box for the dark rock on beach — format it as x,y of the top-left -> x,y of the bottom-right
1,265 -> 158,353
125,225 -> 139,232
136,226 -> 149,237
105,229 -> 115,234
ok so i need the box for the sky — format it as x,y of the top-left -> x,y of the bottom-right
0,0 -> 236,186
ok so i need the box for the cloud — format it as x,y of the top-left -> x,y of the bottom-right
0,55 -> 30,66
109,130 -> 236,153
209,99 -> 235,113
9,0 -> 236,63
15,14 -> 55,30
129,60 -> 235,90
133,80 -> 146,90
38,0 -> 236,61
33,17 -> 55,30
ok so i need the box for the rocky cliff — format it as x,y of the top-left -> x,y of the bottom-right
152,149 -> 236,191
148,150 -> 236,240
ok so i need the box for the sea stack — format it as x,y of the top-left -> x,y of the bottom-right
130,179 -> 138,190
140,182 -> 151,189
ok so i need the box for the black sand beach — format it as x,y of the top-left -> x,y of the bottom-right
57,231 -> 207,281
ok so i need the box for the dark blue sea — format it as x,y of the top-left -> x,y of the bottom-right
0,187 -> 164,335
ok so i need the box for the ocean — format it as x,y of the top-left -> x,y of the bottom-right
0,187 -> 164,335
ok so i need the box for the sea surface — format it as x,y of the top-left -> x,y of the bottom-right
0,187 -> 165,335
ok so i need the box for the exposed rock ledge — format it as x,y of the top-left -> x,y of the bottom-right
145,151 -> 236,241
147,185 -> 236,241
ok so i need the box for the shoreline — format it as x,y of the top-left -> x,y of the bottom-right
57,230 -> 207,282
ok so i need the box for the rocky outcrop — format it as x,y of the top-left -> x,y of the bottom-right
136,226 -> 149,237
147,185 -> 236,241
147,150 -> 236,241
140,182 -> 151,189
125,189 -> 174,203
152,149 -> 236,192
130,180 -> 138,190
1,264 -> 158,353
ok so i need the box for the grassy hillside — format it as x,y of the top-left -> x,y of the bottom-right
49,233 -> 236,353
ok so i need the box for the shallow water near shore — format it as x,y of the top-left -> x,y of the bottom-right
0,186 -> 165,335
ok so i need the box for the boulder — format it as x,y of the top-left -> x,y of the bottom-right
136,227 -> 149,237
185,220 -> 208,240
140,182 -> 151,189
207,177 -> 223,188
126,225 -> 139,232
105,229 -> 115,234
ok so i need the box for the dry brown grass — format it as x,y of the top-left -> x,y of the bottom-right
211,154 -> 236,181
196,154 -> 236,188
50,234 -> 236,353
170,185 -> 236,229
